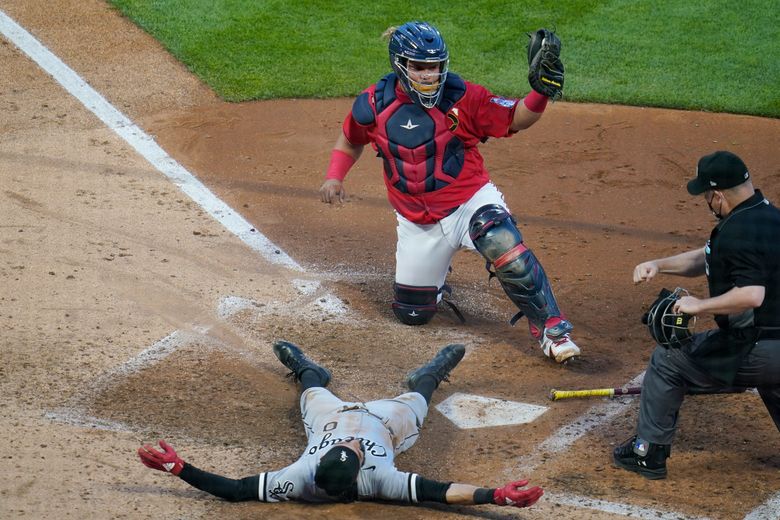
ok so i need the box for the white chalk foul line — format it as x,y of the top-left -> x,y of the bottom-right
45,331 -> 192,431
0,10 -> 301,272
43,410 -> 133,433
545,492 -> 712,520
510,372 -> 646,478
88,330 -> 191,392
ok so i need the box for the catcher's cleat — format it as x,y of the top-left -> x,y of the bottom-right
613,436 -> 670,480
273,340 -> 331,387
540,334 -> 580,364
536,317 -> 580,363
407,344 -> 466,390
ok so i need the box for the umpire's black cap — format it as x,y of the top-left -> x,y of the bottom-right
687,151 -> 750,195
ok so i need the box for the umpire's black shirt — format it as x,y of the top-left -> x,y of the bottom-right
692,190 -> 780,383
705,189 -> 780,330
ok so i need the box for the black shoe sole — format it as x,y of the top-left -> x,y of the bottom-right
612,457 -> 667,480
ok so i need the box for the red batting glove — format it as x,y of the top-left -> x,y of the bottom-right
138,440 -> 185,476
493,479 -> 544,508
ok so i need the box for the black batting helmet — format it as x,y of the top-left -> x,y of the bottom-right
642,287 -> 696,348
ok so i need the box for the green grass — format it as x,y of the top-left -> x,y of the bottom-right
108,0 -> 779,117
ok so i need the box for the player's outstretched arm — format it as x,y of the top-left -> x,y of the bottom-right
447,480 -> 543,507
414,476 -> 543,508
138,440 -> 260,502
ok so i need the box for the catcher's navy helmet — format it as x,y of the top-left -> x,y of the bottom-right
642,287 -> 696,348
389,21 -> 449,108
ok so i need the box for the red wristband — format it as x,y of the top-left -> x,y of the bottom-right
325,149 -> 356,181
523,90 -> 548,113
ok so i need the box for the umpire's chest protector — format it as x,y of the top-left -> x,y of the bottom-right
355,73 -> 468,195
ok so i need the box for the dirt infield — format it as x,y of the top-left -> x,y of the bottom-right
1,2 -> 779,519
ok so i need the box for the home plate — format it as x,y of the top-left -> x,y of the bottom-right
435,393 -> 548,429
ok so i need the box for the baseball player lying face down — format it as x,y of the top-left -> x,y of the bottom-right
318,20 -> 579,364
138,341 -> 543,509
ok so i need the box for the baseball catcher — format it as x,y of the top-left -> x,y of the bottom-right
319,21 -> 579,364
138,341 -> 543,508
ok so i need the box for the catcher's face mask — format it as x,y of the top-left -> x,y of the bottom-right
642,287 -> 696,348
389,21 -> 449,108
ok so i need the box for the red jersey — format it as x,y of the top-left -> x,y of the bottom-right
342,73 -> 519,224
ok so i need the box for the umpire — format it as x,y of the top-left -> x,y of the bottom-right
614,151 -> 780,479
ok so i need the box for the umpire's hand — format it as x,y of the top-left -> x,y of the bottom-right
633,261 -> 660,283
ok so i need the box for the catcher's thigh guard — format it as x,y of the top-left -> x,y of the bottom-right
392,283 -> 438,325
469,204 -> 563,330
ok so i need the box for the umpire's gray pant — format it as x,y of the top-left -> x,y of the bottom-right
637,332 -> 780,445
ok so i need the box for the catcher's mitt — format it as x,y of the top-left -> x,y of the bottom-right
641,287 -> 696,348
526,28 -> 564,100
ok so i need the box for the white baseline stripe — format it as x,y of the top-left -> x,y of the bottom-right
44,409 -> 133,433
0,10 -> 301,271
546,492 -> 712,520
744,491 -> 780,520
508,372 -> 646,478
89,330 -> 188,390
538,372 -> 645,454
44,331 -> 191,431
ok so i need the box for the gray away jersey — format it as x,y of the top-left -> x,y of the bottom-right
257,407 -> 422,503
259,388 -> 427,502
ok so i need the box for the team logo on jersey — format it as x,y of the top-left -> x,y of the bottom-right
269,480 -> 294,500
447,109 -> 459,132
489,96 -> 516,108
401,119 -> 419,130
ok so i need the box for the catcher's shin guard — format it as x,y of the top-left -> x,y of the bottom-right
469,204 -> 564,333
392,283 -> 438,325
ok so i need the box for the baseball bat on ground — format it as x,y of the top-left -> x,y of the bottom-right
548,386 -> 641,401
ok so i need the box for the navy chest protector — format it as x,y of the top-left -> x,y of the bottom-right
351,73 -> 466,195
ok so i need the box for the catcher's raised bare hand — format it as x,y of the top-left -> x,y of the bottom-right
527,28 -> 564,100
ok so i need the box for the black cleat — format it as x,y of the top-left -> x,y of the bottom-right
273,340 -> 331,387
613,435 -> 670,480
407,344 -> 466,390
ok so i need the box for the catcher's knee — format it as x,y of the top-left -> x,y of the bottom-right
469,204 -> 525,266
392,283 -> 438,325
